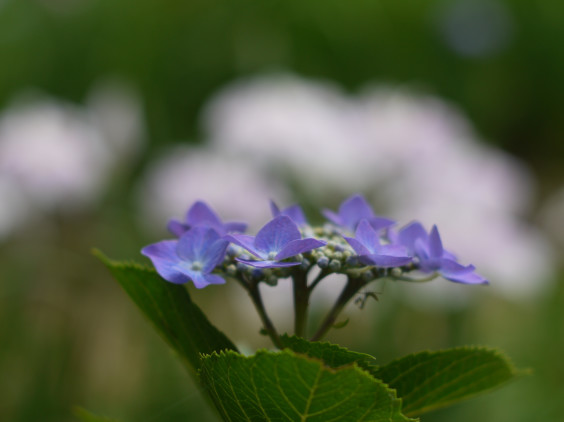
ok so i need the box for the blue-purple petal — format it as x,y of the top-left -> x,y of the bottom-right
235,257 -> 301,268
398,221 -> 428,252
368,216 -> 396,232
428,225 -> 444,259
360,254 -> 413,268
167,219 -> 189,237
176,226 -> 222,262
254,216 -> 301,255
186,201 -> 223,228
442,270 -> 489,285
321,209 -> 343,227
223,222 -> 248,233
141,241 -> 187,284
275,238 -> 326,261
224,233 -> 264,259
339,194 -> 374,231
343,236 -> 371,256
189,272 -> 226,289
355,220 -> 380,254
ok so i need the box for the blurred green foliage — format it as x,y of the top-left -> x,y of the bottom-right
1,0 -> 563,421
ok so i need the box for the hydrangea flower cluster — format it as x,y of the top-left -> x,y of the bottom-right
142,194 -> 487,345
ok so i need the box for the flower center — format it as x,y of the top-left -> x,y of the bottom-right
267,251 -> 277,260
191,261 -> 203,271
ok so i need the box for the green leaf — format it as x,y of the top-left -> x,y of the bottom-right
73,407 -> 121,422
94,250 -> 237,376
200,350 -> 415,422
373,347 -> 523,417
279,334 -> 379,373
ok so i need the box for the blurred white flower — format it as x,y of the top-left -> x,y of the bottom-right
0,85 -> 144,239
0,96 -> 110,211
136,146 -> 291,234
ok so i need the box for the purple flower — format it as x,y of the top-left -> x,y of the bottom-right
270,200 -> 307,227
343,220 -> 412,268
397,222 -> 488,285
322,194 -> 395,233
225,216 -> 326,268
141,226 -> 229,288
167,201 -> 247,237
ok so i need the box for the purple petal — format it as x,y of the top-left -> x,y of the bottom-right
360,254 -> 413,268
398,221 -> 428,252
235,257 -> 301,268
379,244 -> 410,257
186,201 -> 223,228
339,194 -> 374,231
442,270 -> 489,285
223,222 -> 248,233
224,233 -> 264,259
368,216 -> 396,232
189,272 -> 226,289
141,240 -> 188,284
167,219 -> 189,237
355,220 -> 380,254
201,239 -> 229,273
428,225 -> 444,258
176,227 -> 221,262
275,238 -> 326,261
438,259 -> 476,276
343,236 -> 371,256
254,216 -> 301,255
270,200 -> 281,217
322,209 -> 343,226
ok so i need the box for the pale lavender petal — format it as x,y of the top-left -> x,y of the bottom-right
235,257 -> 301,268
271,200 -> 307,226
398,221 -> 427,252
343,236 -> 371,256
186,201 -> 223,228
189,272 -> 226,289
201,239 -> 229,272
355,220 -> 380,254
368,216 -> 396,232
176,226 -> 221,261
339,194 -> 374,230
414,238 -> 430,261
275,238 -> 326,261
360,254 -> 413,268
224,233 -> 263,258
223,222 -> 247,233
269,200 -> 281,216
378,244 -> 410,257
141,240 -> 179,262
442,271 -> 489,285
429,225 -> 444,258
254,216 -> 301,255
439,259 -> 476,276
141,241 -> 187,284
167,219 -> 188,237
322,209 -> 343,226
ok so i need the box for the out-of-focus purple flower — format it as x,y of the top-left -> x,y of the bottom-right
141,226 -> 229,288
397,222 -> 488,285
225,216 -> 326,268
270,200 -> 307,227
167,201 -> 247,237
322,194 -> 395,233
344,220 -> 412,268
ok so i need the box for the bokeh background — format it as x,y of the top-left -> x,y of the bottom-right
1,0 -> 564,421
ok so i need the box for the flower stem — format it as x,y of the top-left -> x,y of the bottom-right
310,276 -> 367,342
292,270 -> 310,338
245,278 -> 283,349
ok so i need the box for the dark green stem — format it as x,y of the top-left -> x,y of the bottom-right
310,276 -> 367,342
245,277 -> 283,349
307,268 -> 330,294
292,270 -> 310,338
